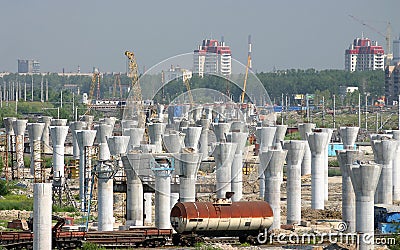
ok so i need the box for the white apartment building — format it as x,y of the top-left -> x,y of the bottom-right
345,37 -> 385,72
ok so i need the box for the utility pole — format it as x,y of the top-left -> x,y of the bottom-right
60,90 -> 63,108
358,93 -> 361,128
24,82 -> 27,102
333,95 -> 336,128
31,76 -> 34,102
365,95 -> 368,130
322,96 -> 325,127
40,76 -> 44,102
45,79 -> 48,102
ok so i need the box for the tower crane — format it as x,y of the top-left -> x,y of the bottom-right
348,14 -> 392,61
87,69 -> 100,113
182,71 -> 194,108
125,50 -> 145,127
112,73 -> 123,100
240,54 -> 251,103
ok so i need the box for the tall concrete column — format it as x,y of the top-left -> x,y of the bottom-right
148,123 -> 166,153
33,183 -> 52,250
94,124 -> 113,161
349,163 -> 382,250
123,154 -> 143,226
192,105 -> 203,122
214,122 -> 231,142
50,119 -> 68,126
3,117 -> 17,153
69,121 -> 87,160
152,164 -> 172,229
12,119 -> 28,172
262,149 -> 287,230
199,119 -> 211,159
308,131 -> 329,209
392,131 -> 400,202
371,139 -> 396,204
256,126 -> 276,197
123,128 -> 145,152
121,120 -> 138,130
227,131 -> 248,201
82,115 -> 94,129
274,125 -> 287,148
157,104 -> 165,122
27,123 -> 45,175
339,127 -> 359,150
163,131 -> 185,153
144,193 -> 153,224
213,142 -> 237,199
183,127 -> 202,150
75,130 -> 97,210
205,107 -> 213,120
39,116 -> 52,154
230,121 -> 246,133
319,128 -> 333,201
337,149 -> 362,233
100,117 -> 116,129
299,123 -> 315,176
284,140 -> 306,225
179,152 -> 202,202
50,126 -> 69,186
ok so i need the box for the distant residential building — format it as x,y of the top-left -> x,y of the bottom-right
18,59 -> 40,73
393,35 -> 400,65
163,65 -> 192,83
193,39 -> 231,77
385,62 -> 400,105
345,37 -> 385,72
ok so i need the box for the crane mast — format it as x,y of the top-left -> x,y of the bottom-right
125,50 -> 145,127
240,54 -> 251,103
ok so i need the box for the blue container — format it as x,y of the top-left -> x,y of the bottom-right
377,222 -> 400,234
174,106 -> 183,117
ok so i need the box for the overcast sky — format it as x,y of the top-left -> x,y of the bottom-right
1,0 -> 399,73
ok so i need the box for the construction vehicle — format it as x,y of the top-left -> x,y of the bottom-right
125,50 -> 145,127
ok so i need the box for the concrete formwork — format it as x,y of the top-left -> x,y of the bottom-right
50,126 -> 69,185
308,131 -> 329,210
262,149 -> 287,230
69,121 -> 87,160
339,127 -> 359,149
392,131 -> 400,201
12,119 -> 28,171
148,123 -> 166,153
27,123 -> 45,175
163,131 -> 185,153
178,152 -> 202,202
337,149 -> 363,233
213,122 -> 231,142
284,140 -> 306,225
94,124 -> 113,161
33,183 -> 52,250
349,163 -> 382,250
227,131 -> 248,202
75,130 -> 97,208
298,123 -> 315,176
183,127 -> 202,150
50,119 -> 68,126
371,139 -> 396,204
213,142 -> 237,199
100,117 -> 117,129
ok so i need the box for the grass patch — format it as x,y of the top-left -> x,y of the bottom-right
328,168 -> 342,177
53,205 -> 77,213
0,195 -> 33,211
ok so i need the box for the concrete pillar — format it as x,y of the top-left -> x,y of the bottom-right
144,193 -> 153,224
82,115 -> 94,129
4,117 -> 17,152
152,164 -> 172,229
122,154 -> 143,226
371,139 -> 396,204
170,193 -> 179,209
123,128 -> 145,152
148,123 -> 166,153
192,105 -> 203,122
308,131 -> 329,209
274,125 -> 288,148
256,126 -> 276,197
230,121 -> 246,133
69,121 -> 87,160
121,119 -> 138,130
27,123 -> 45,175
94,124 -> 113,161
205,107 -> 213,120
75,130 -> 97,209
50,126 -> 69,185
183,126 -> 202,150
299,123 -> 315,176
337,149 -> 362,233
167,105 -> 175,125
33,183 -> 52,250
50,119 -> 68,126
339,127 -> 359,150
349,163 -> 382,250
199,119 -> 211,159
39,116 -> 52,154
214,122 -> 231,142
163,131 -> 185,153
179,152 -> 202,202
100,117 -> 116,129
157,104 -> 165,122
12,119 -> 28,171
392,131 -> 400,202
213,142 -> 237,199
319,128 -> 333,201
262,149 -> 287,230
227,131 -> 248,201
284,140 -> 306,225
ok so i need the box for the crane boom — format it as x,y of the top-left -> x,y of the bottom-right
240,54 -> 251,103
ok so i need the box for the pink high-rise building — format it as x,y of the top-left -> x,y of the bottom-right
345,37 -> 385,72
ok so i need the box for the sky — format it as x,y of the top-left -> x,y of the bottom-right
0,0 -> 399,73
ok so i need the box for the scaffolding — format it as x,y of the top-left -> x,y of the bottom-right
33,139 -> 45,183
0,134 -> 9,180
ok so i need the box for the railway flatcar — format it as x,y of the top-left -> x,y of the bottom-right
170,200 -> 273,246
